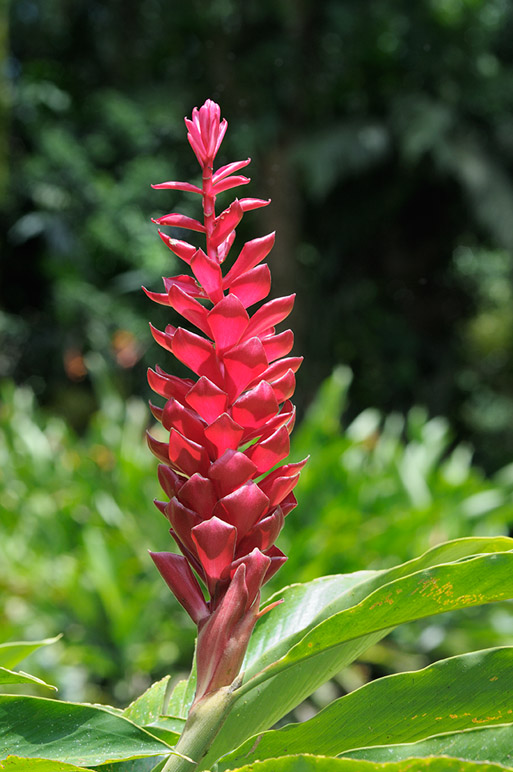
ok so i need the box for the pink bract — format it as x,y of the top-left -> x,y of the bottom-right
146,98 -> 306,703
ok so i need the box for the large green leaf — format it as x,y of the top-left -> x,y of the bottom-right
222,755 -> 513,771
0,760 -> 90,771
167,538 -> 513,726
218,647 -> 513,768
201,544 -> 513,767
0,636 -> 61,670
243,571 -> 376,674
243,536 -> 513,679
0,667 -> 56,690
258,552 -> 513,687
0,695 -> 174,765
342,724 -> 513,765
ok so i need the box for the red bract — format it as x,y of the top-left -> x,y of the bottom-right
146,99 -> 306,704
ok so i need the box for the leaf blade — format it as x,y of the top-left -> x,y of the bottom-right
0,759 -> 91,771
219,647 -> 513,767
217,753 -> 513,771
342,724 -> 513,765
0,667 -> 57,690
0,695 -> 173,765
123,676 -> 170,725
244,536 -> 513,679
243,551 -> 513,693
202,548 -> 513,765
0,636 -> 62,669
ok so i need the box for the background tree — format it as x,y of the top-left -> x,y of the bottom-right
3,0 -> 513,469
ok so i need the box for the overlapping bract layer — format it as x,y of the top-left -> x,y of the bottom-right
146,99 -> 305,700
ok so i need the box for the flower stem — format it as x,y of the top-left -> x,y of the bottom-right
161,686 -> 235,772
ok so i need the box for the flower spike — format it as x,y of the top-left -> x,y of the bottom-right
146,99 -> 306,704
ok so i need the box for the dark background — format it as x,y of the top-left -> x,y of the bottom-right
3,0 -> 513,471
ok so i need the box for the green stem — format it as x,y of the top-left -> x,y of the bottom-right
161,686 -> 235,772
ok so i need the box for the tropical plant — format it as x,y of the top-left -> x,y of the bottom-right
1,99 -> 513,772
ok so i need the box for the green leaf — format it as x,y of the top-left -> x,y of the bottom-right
0,667 -> 57,690
0,695 -> 173,765
124,676 -> 171,725
220,754 -> 513,771
255,552 -> 513,689
0,759 -> 90,771
166,659 -> 196,720
136,723 -> 180,746
219,647 -> 513,768
244,571 -> 376,674
0,636 -> 62,669
201,542 -> 513,766
94,756 -> 169,772
178,536 -> 510,724
343,724 -> 513,765
166,678 -> 193,720
145,715 -> 185,737
122,677 -> 181,747
244,536 -> 513,679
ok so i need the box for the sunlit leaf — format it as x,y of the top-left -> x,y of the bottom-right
124,677 -> 170,725
219,647 -> 513,767
0,696 -> 173,765
221,754 -> 513,772
202,543 -> 513,765
0,759 -> 90,771
0,667 -> 56,690
342,723 -> 513,765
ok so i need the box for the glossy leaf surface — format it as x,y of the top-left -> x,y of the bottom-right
201,539 -> 513,766
0,696 -> 172,765
0,759 -> 90,771
219,647 -> 513,767
342,724 -> 513,765
222,754 -> 513,772
243,537 -> 513,677
122,676 -> 181,746
166,669 -> 196,720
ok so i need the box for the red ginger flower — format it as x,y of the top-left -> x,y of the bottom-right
145,99 -> 306,703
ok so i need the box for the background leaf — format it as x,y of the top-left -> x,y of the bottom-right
0,667 -> 56,690
0,637 -> 61,670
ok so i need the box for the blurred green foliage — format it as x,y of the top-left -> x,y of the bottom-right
3,0 -> 513,469
2,0 -> 513,715
279,366 -> 513,585
0,359 -> 196,706
1,369 -> 512,705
